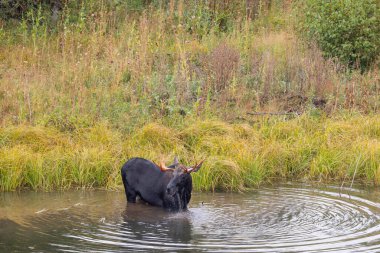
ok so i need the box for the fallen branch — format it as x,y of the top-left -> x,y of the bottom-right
247,111 -> 300,116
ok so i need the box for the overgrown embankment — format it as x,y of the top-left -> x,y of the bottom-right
0,1 -> 379,130
1,114 -> 379,191
0,1 -> 379,191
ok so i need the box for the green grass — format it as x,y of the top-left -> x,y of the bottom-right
1,114 -> 379,192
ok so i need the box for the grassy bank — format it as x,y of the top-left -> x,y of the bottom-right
1,114 -> 379,192
0,1 -> 379,191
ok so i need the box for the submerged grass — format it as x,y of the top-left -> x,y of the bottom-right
1,114 -> 379,192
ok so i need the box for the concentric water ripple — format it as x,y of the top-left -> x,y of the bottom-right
1,185 -> 379,252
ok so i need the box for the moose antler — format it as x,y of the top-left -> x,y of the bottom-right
186,158 -> 205,173
158,161 -> 173,172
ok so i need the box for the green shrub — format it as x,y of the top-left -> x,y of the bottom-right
0,0 -> 147,22
0,0 -> 61,20
298,0 -> 380,70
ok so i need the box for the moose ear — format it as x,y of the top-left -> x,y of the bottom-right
173,156 -> 179,166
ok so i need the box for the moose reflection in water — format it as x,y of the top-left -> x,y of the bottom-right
121,157 -> 204,211
121,203 -> 193,244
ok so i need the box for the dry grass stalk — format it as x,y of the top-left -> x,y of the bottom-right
209,42 -> 240,94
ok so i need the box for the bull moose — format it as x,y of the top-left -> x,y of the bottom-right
121,157 -> 204,211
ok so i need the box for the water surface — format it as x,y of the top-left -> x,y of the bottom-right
1,184 -> 380,252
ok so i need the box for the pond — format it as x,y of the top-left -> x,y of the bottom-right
1,184 -> 380,252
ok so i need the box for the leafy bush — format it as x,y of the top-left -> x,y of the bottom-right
298,0 -> 380,70
0,0 -> 61,20
0,0 -> 150,21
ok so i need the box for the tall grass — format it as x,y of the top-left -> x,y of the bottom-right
1,115 -> 379,191
0,1 -> 378,131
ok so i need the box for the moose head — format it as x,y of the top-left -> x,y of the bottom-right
158,157 -> 205,197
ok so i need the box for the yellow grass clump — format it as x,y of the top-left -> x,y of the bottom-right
0,115 -> 379,192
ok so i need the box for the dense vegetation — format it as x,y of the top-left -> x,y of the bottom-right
0,0 -> 379,191
298,0 -> 380,71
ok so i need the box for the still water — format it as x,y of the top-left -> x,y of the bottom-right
1,184 -> 380,252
